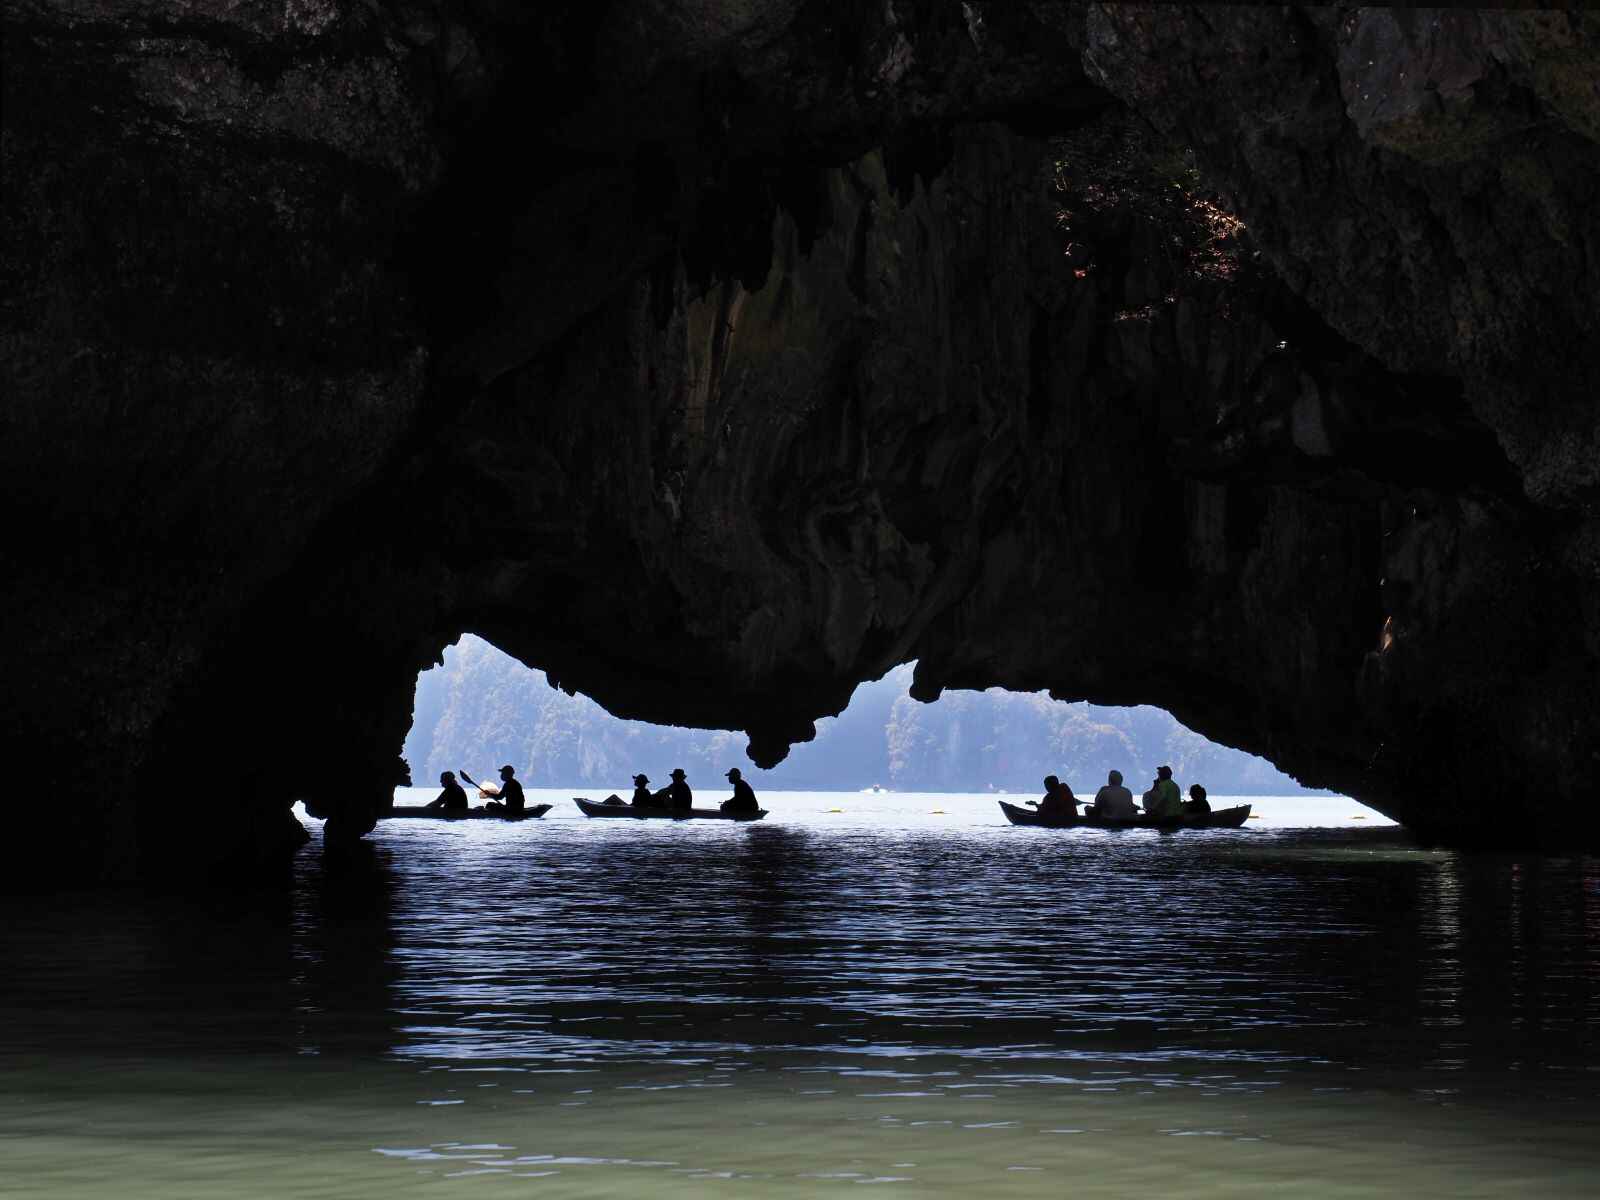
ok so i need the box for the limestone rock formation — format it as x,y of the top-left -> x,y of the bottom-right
2,3 -> 1596,880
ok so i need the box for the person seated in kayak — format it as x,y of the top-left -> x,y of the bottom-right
653,767 -> 692,810
1034,775 -> 1078,820
425,770 -> 469,812
595,773 -> 654,806
1088,769 -> 1137,819
1141,765 -> 1183,819
598,773 -> 654,806
1184,783 -> 1211,815
481,764 -> 526,816
720,767 -> 760,815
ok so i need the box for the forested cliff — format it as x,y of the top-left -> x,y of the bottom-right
405,637 -> 1312,795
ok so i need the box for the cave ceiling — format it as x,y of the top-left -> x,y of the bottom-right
2,3 -> 1598,878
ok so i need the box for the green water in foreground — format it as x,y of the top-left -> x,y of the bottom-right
3,792 -> 1596,1197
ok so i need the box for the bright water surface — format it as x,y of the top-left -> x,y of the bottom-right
3,790 -> 1598,1197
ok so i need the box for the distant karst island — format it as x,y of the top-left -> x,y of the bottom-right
405,637 -> 1322,795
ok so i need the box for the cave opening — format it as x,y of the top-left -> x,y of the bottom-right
401,634 -> 1332,802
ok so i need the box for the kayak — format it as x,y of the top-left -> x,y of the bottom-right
998,800 -> 1251,829
382,804 -> 553,820
573,797 -> 767,822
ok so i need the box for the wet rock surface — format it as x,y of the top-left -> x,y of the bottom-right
2,3 -> 1596,880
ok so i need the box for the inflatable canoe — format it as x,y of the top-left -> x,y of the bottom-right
573,797 -> 766,822
998,801 -> 1250,829
382,803 -> 553,821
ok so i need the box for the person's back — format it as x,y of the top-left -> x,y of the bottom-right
427,772 -> 469,811
1093,770 -> 1136,820
492,771 -> 524,819
479,765 -> 527,816
1036,776 -> 1077,820
499,775 -> 526,813
721,769 -> 759,814
656,768 -> 692,810
1144,766 -> 1182,819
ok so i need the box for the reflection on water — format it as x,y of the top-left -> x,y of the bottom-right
3,793 -> 1598,1197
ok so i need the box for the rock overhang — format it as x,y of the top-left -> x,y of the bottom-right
2,3 -> 1597,882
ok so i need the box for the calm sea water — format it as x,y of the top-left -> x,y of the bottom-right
3,790 -> 1597,1198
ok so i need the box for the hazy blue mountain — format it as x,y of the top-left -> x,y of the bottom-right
403,635 -> 1321,796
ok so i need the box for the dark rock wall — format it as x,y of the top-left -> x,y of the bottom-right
1081,6 -> 1600,506
3,3 -> 1596,880
1073,7 -> 1600,838
2,1 -> 445,874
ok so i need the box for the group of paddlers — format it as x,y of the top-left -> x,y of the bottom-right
602,766 -> 761,815
423,763 -> 762,816
425,761 -> 1201,823
426,764 -> 529,814
1033,765 -> 1210,821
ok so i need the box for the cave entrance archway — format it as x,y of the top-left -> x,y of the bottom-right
401,636 -> 1340,808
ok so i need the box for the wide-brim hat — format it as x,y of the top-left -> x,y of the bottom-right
633,774 -> 650,784
670,768 -> 686,779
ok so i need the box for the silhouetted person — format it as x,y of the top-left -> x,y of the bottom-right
1185,783 -> 1211,816
654,768 -> 692,811
720,767 -> 760,815
1090,769 -> 1137,819
482,764 -> 526,816
1035,775 -> 1078,820
1142,765 -> 1183,819
596,774 -> 653,807
425,770 -> 469,812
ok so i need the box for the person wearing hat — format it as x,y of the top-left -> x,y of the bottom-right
1142,765 -> 1183,820
720,767 -> 760,815
425,770 -> 469,812
481,764 -> 527,817
653,768 -> 692,811
596,772 -> 651,808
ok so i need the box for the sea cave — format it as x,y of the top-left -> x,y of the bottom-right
3,4 -> 1597,883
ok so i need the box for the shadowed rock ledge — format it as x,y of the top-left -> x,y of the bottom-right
2,3 -> 1596,881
